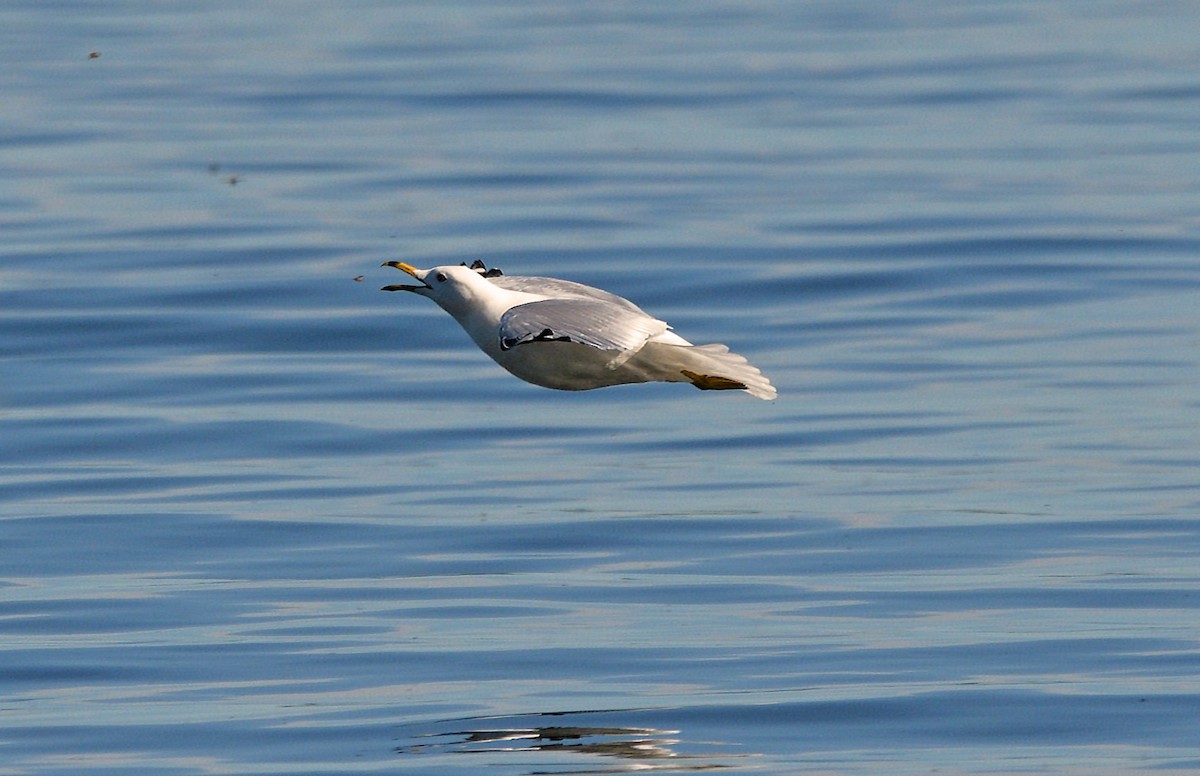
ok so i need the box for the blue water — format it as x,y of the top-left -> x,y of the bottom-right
4,1 -> 1200,773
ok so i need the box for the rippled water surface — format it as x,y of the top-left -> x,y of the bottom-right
4,1 -> 1200,773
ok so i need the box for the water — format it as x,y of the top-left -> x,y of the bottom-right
3,1 -> 1200,773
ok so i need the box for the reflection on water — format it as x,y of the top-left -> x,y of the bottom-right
400,714 -> 749,773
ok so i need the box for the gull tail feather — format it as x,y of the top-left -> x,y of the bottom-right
651,343 -> 777,400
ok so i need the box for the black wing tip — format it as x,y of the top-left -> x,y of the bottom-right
500,327 -> 572,351
461,259 -> 504,277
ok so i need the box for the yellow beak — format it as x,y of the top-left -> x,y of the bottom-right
382,260 -> 421,278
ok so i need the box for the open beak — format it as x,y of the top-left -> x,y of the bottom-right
381,261 -> 429,293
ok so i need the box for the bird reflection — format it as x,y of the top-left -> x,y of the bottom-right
459,725 -> 680,759
399,721 -> 743,771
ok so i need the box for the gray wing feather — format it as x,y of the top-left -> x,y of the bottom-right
499,299 -> 668,367
490,276 -> 643,313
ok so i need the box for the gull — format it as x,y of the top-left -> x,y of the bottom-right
382,260 -> 776,400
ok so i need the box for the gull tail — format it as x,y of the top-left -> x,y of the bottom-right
662,343 -> 777,400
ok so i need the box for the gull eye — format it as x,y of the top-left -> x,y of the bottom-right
435,272 -> 447,283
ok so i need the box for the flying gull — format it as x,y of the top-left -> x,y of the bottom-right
382,260 -> 776,400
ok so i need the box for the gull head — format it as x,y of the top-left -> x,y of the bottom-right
381,261 -> 496,319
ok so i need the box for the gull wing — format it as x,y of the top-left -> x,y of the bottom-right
490,275 -> 644,313
498,299 -> 668,368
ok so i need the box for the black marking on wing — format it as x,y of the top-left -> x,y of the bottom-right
462,259 -> 504,277
500,327 -> 573,351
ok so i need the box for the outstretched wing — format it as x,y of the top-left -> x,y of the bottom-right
498,299 -> 668,368
490,275 -> 644,313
